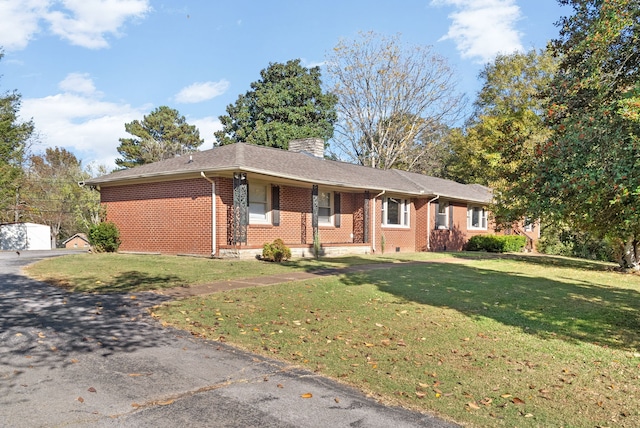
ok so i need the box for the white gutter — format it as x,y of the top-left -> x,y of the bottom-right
371,190 -> 386,253
426,195 -> 440,251
200,172 -> 216,257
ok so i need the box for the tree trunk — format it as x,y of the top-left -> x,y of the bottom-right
619,237 -> 640,271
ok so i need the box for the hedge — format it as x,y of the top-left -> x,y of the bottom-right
466,234 -> 526,253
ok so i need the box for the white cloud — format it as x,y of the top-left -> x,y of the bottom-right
45,0 -> 151,49
190,116 -> 223,149
0,0 -> 151,51
58,72 -> 102,96
174,80 -> 230,104
21,91 -> 146,169
0,0 -> 49,51
20,74 -> 220,169
431,0 -> 523,63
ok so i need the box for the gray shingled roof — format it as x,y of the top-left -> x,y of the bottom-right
86,143 -> 492,204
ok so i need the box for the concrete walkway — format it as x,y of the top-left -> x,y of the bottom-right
0,251 -> 459,427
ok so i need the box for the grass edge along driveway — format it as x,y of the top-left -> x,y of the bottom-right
27,252 -> 640,427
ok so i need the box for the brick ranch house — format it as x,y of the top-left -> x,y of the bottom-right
85,139 -> 538,258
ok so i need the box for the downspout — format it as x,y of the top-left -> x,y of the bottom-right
371,190 -> 385,253
426,195 -> 440,251
200,172 -> 216,257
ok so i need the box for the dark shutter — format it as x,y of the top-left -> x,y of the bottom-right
271,185 -> 280,226
334,192 -> 341,228
232,173 -> 248,244
363,191 -> 370,244
311,185 -> 319,229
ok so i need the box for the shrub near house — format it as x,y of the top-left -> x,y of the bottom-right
466,234 -> 526,253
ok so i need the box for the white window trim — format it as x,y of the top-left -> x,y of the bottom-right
436,201 -> 449,230
318,188 -> 333,226
249,181 -> 271,225
467,205 -> 488,230
382,196 -> 410,228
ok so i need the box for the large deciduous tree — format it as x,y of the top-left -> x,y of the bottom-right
215,59 -> 337,149
326,32 -> 465,170
21,147 -> 90,247
0,49 -> 34,222
444,49 -> 556,224
116,106 -> 203,169
533,0 -> 640,270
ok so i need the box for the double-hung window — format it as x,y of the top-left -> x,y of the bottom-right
249,183 -> 270,224
436,201 -> 449,229
467,205 -> 487,230
383,196 -> 410,227
318,190 -> 333,225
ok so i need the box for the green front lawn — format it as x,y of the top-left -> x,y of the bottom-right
153,255 -> 640,427
25,252 -> 640,426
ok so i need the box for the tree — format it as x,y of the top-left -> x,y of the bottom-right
531,0 -> 640,270
21,147 -> 89,247
444,49 -> 556,225
0,49 -> 35,222
215,59 -> 337,150
116,106 -> 203,168
325,31 -> 465,170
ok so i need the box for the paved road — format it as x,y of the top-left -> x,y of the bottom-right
0,250 -> 458,427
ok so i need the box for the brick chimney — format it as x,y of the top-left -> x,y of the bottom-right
288,138 -> 325,158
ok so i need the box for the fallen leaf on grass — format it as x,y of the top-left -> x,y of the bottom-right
301,393 -> 313,398
415,392 -> 426,398
467,402 -> 481,410
512,397 -> 525,405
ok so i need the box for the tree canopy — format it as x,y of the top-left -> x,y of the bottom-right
325,32 -> 465,170
531,0 -> 640,269
444,49 -> 556,225
214,59 -> 337,150
116,106 -> 203,169
0,49 -> 35,222
20,147 -> 94,246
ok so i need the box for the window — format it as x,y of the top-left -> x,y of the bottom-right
383,196 -> 410,227
523,217 -> 534,232
318,189 -> 333,225
249,183 -> 270,224
467,206 -> 487,230
436,201 -> 449,229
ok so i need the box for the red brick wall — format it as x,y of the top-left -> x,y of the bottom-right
101,179 -> 213,255
370,195 -> 417,254
428,201 -> 499,251
100,175 -> 515,257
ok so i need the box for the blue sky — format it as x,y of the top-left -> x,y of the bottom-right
1,0 -> 569,170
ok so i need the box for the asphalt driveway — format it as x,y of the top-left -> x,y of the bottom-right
0,250 -> 458,427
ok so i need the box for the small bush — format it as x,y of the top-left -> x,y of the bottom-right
466,234 -> 526,253
262,238 -> 291,262
88,222 -> 121,253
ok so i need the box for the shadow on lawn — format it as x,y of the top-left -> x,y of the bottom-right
37,270 -> 186,293
339,261 -> 640,352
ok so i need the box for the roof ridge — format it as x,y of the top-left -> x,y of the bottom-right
391,169 -> 431,194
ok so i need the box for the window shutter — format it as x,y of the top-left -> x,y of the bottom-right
312,185 -> 319,228
334,192 -> 341,228
272,185 -> 280,226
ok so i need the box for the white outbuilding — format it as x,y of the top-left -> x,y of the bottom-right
0,223 -> 52,251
